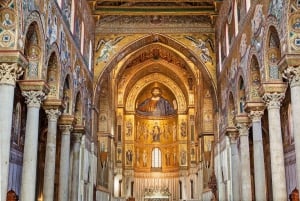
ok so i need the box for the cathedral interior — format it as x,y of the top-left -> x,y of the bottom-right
0,0 -> 300,201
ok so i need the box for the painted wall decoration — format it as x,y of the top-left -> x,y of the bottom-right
61,0 -> 71,26
0,1 -> 16,48
74,17 -> 81,47
59,24 -> 70,66
136,86 -> 176,117
269,0 -> 283,21
135,117 -> 177,144
184,35 -> 214,64
251,4 -> 264,52
240,33 -> 250,68
46,2 -> 58,46
95,36 -> 125,64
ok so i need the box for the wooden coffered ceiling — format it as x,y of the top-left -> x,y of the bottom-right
88,0 -> 223,26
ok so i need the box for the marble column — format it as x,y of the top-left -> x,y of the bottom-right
0,63 -> 23,200
0,63 -> 23,201
58,124 -> 73,201
284,66 -> 300,188
70,133 -> 82,201
43,109 -> 61,201
20,91 -> 46,201
263,92 -> 287,201
248,110 -> 267,201
227,129 -> 240,201
236,121 -> 252,201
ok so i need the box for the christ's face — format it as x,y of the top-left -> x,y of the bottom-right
151,88 -> 161,97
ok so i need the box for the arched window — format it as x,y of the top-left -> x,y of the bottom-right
234,0 -> 239,35
57,0 -> 62,8
151,148 -> 162,168
80,21 -> 85,54
246,0 -> 251,12
88,40 -> 93,71
218,41 -> 222,72
225,23 -> 229,56
71,0 -> 75,32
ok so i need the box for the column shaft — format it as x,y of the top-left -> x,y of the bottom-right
0,63 -> 23,201
43,109 -> 61,201
58,125 -> 72,201
71,133 -> 82,201
252,116 -> 267,201
284,66 -> 300,189
291,85 -> 300,188
0,85 -> 15,201
230,141 -> 240,201
20,91 -> 45,201
20,106 -> 41,201
239,133 -> 252,201
263,92 -> 287,201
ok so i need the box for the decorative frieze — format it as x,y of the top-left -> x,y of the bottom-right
0,63 -> 23,85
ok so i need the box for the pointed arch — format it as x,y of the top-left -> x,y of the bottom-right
227,92 -> 235,127
46,45 -> 61,98
74,91 -> 83,125
24,21 -> 44,80
93,34 -> 217,109
248,54 -> 262,101
263,25 -> 282,81
237,76 -> 246,114
62,74 -> 72,114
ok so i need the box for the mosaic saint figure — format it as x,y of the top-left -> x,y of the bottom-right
136,87 -> 175,116
2,13 -> 12,26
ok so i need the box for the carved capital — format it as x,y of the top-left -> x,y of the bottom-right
22,91 -> 46,108
262,92 -> 285,109
226,127 -> 239,144
45,109 -> 61,121
283,66 -> 300,87
59,125 -> 73,134
72,133 -> 82,143
0,63 -> 23,86
248,110 -> 264,122
236,123 -> 249,136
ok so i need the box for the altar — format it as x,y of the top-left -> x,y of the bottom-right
143,187 -> 171,201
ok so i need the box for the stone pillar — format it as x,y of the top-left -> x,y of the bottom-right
42,107 -> 61,201
0,63 -> 23,201
20,89 -> 47,201
248,109 -> 267,201
58,115 -> 75,201
226,128 -> 240,201
70,128 -> 84,201
235,115 -> 252,201
262,91 -> 287,201
284,66 -> 300,189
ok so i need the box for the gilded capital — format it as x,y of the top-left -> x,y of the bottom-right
283,66 -> 300,87
22,91 -> 46,108
262,92 -> 285,109
248,110 -> 264,122
45,109 -> 61,121
0,63 -> 23,86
